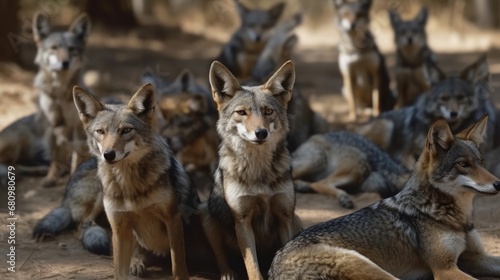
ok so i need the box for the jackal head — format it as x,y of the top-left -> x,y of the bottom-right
73,84 -> 157,164
33,12 -> 91,72
209,60 -> 295,146
418,115 -> 500,195
236,1 -> 285,44
389,7 -> 428,57
423,55 -> 489,126
333,0 -> 372,34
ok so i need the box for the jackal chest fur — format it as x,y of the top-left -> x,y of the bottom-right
339,51 -> 381,103
218,147 -> 296,228
99,162 -> 175,255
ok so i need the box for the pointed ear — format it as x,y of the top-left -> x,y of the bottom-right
389,10 -> 401,28
73,86 -> 105,127
209,61 -> 242,109
426,119 -> 454,154
69,14 -> 91,44
456,115 -> 489,147
175,69 -> 195,92
236,0 -> 250,18
423,62 -> 447,86
263,60 -> 295,106
127,84 -> 156,124
33,12 -> 50,44
415,6 -> 428,25
460,55 -> 489,84
268,2 -> 285,20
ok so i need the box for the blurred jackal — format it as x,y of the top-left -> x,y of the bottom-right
334,0 -> 395,120
32,12 -> 92,187
218,0 -> 302,81
292,131 -> 409,209
390,6 -> 435,108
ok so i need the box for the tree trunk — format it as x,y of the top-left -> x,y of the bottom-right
0,1 -> 20,63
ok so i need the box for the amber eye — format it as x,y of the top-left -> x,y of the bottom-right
264,109 -> 274,115
457,161 -> 470,168
121,128 -> 133,134
236,110 -> 246,116
440,96 -> 449,102
51,45 -> 58,50
68,46 -> 76,52
96,129 -> 105,135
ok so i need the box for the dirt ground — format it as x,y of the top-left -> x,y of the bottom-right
1,26 -> 500,280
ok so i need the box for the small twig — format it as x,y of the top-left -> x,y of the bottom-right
19,235 -> 43,271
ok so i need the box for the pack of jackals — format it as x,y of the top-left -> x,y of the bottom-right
1,0 -> 499,279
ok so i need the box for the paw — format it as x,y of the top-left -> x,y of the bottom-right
339,194 -> 354,209
220,271 -> 237,280
130,262 -> 146,278
294,180 -> 314,193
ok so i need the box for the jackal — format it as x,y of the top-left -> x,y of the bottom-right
390,6 -> 435,108
334,0 -> 395,120
73,84 -> 200,279
32,12 -> 92,187
202,61 -> 302,280
292,131 -> 409,209
270,116 -> 500,280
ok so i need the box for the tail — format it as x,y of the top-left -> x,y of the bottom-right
269,244 -> 398,280
81,225 -> 111,256
32,207 -> 73,240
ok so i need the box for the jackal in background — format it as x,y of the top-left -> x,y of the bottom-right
33,12 -> 92,187
218,0 -> 302,81
390,6 -> 435,108
292,131 -> 409,209
73,84 -> 200,279
334,0 -> 395,121
141,69 -> 218,173
270,116 -> 500,280
202,61 -> 302,279
375,55 -> 496,167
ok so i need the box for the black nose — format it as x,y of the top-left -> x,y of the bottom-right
407,37 -> 413,44
255,129 -> 268,140
62,61 -> 70,70
450,111 -> 458,118
350,22 -> 356,31
494,181 -> 500,191
255,34 -> 261,42
103,151 -> 116,162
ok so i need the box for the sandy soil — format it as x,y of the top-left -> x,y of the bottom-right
1,27 -> 500,280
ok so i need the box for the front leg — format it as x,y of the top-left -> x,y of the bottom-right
271,192 -> 301,246
165,209 -> 189,280
342,68 -> 357,121
458,230 -> 500,278
371,69 -> 381,117
234,212 -> 263,280
107,211 -> 134,279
